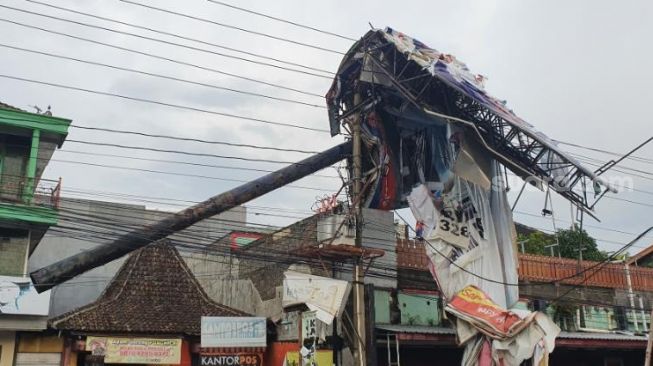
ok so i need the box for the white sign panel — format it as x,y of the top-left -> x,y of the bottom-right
201,317 -> 266,348
282,271 -> 351,324
0,276 -> 51,315
301,311 -> 317,343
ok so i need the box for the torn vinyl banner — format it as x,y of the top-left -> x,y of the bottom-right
412,162 -> 518,309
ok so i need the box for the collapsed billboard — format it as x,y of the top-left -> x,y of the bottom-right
326,27 -> 615,214
326,28 -> 574,365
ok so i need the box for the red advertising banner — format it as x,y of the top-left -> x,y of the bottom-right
446,285 -> 530,338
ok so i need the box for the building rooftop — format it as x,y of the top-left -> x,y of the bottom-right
626,242 -> 653,267
50,240 -> 248,335
0,101 -> 24,112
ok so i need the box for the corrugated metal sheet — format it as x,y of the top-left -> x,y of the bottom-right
558,331 -> 647,341
376,324 -> 455,335
377,326 -> 647,342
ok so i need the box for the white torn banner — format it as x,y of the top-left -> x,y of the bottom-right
282,271 -> 351,324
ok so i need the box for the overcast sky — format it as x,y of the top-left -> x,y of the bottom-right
1,0 -> 651,255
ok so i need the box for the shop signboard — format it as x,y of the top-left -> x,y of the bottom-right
85,337 -> 181,364
201,317 -> 267,347
200,353 -> 263,366
0,275 -> 51,315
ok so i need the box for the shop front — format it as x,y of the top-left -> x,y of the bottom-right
49,242 -> 250,366
0,275 -> 52,366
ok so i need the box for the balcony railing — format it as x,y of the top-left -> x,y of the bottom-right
0,176 -> 62,209
33,177 -> 62,209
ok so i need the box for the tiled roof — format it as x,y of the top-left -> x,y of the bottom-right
50,240 -> 248,335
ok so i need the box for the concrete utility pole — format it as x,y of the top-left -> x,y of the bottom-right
30,141 -> 353,292
351,93 -> 367,366
646,310 -> 653,366
624,262 -> 640,332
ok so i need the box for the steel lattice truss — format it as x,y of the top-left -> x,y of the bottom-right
327,30 -> 616,216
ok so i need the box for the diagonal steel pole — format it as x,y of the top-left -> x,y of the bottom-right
30,141 -> 352,292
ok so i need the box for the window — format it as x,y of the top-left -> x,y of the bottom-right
0,134 -> 30,200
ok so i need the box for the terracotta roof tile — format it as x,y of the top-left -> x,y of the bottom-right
50,240 -> 248,335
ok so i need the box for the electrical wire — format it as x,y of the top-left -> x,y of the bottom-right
556,139 -> 653,165
24,0 -> 335,75
0,74 -> 330,133
118,0 -> 345,55
0,115 -> 323,154
0,4 -> 333,79
64,139 -> 326,166
205,0 -> 357,41
0,43 -> 325,109
0,18 -> 324,97
56,148 -> 340,179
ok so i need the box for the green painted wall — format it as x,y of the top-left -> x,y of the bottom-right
583,306 -> 617,330
374,290 -> 391,324
626,311 -> 650,332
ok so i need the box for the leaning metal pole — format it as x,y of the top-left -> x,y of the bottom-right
30,141 -> 353,292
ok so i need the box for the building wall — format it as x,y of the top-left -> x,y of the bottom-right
0,228 -> 29,276
29,197 -> 247,317
359,209 -> 396,289
16,333 -> 63,353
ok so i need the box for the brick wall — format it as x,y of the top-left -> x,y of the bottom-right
237,215 -> 331,300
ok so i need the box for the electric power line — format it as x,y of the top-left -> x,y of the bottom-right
205,0 -> 357,41
0,4 -> 333,79
0,74 -> 330,132
24,0 -> 335,75
0,18 -> 324,97
118,0 -> 345,55
0,43 -> 325,109
0,115 -> 323,154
